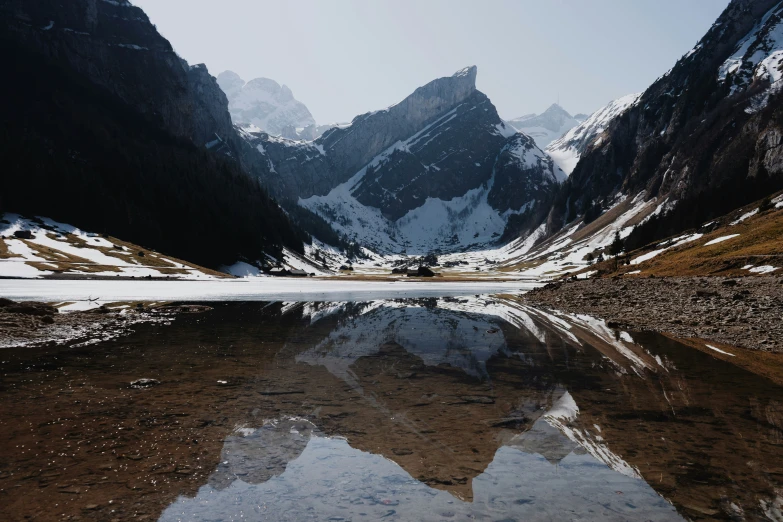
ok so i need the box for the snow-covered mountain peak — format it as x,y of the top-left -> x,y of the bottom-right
216,70 -> 315,139
507,104 -> 581,149
545,93 -> 642,175
238,66 -> 563,255
453,65 -> 478,80
216,70 -> 244,99
540,103 -> 574,125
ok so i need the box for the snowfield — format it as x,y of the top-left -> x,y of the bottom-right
0,214 -> 221,280
299,128 -> 556,255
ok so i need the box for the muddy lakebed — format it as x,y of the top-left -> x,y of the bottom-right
1,295 -> 782,521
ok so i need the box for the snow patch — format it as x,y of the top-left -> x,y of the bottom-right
705,344 -> 735,357
704,234 -> 740,246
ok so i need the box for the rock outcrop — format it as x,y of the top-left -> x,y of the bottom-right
236,66 -> 564,253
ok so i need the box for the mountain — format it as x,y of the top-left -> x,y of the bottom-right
545,94 -> 642,175
507,104 -> 582,148
537,0 -> 783,258
239,66 -> 565,254
0,0 -> 305,268
216,71 -> 316,140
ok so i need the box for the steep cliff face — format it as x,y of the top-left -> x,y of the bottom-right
348,90 -> 526,221
0,0 -> 305,266
240,68 -> 563,254
543,0 -> 783,248
2,0 -> 237,149
239,67 -> 506,202
319,66 -> 481,183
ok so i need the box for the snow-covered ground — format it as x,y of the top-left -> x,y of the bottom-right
0,214 -> 221,280
483,193 -> 661,279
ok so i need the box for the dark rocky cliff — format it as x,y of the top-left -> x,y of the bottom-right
0,0 -> 305,266
545,0 -> 783,249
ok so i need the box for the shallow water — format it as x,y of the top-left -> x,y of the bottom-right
1,297 -> 782,521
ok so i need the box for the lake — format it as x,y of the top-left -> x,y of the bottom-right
0,296 -> 781,521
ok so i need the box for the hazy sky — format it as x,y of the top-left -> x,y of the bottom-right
134,0 -> 730,124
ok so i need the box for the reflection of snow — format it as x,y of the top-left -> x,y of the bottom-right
162,421 -> 682,522
544,392 -> 643,480
209,418 -> 319,490
705,344 -> 735,357
296,303 -> 510,380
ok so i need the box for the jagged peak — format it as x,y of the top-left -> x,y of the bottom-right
543,103 -> 572,118
452,65 -> 477,80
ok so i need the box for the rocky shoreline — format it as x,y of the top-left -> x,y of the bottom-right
523,275 -> 783,353
0,299 -> 206,349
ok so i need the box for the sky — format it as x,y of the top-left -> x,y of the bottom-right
134,0 -> 730,124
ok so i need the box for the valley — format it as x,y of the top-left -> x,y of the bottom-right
2,0 -> 783,520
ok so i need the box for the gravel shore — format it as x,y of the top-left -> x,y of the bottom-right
0,299 -> 204,348
523,275 -> 783,352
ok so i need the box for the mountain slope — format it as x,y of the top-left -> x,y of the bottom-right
545,94 -> 642,175
239,67 -> 565,254
507,104 -> 581,148
540,0 -> 783,257
0,0 -> 305,267
217,71 -> 316,140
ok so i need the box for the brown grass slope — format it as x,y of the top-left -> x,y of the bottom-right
594,192 -> 783,277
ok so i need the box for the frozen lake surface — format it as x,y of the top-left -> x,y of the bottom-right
0,278 -> 540,303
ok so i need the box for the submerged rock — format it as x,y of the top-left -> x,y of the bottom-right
130,378 -> 161,389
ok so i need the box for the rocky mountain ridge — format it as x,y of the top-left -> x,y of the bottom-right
545,94 -> 642,175
527,0 -> 783,266
0,0 -> 306,267
239,66 -> 565,254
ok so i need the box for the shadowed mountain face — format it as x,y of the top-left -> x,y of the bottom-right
237,67 -> 564,253
0,0 -> 306,266
544,0 -> 783,249
1,298 -> 782,521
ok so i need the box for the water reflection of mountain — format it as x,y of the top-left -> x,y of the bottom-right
279,297 -> 783,520
2,298 -> 782,522
296,300 -> 512,380
207,417 -> 320,490
162,414 -> 683,522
